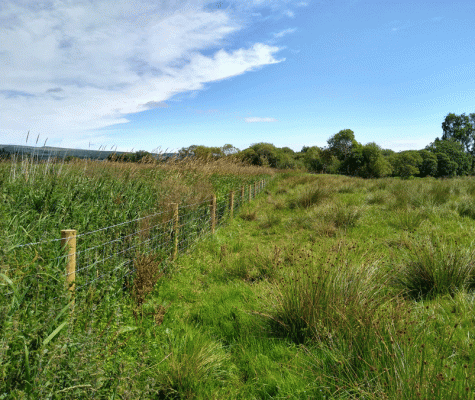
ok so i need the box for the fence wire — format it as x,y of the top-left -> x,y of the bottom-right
2,178 -> 269,304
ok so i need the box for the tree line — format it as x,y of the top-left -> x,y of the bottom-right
238,112 -> 475,178
97,112 -> 475,179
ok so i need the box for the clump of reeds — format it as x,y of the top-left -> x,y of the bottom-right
457,199 -> 475,219
288,185 -> 333,209
323,202 -> 363,229
393,235 -> 475,300
267,247 -> 390,347
390,208 -> 428,231
155,328 -> 235,398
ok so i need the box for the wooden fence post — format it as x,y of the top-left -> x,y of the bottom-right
241,186 -> 245,205
229,190 -> 235,220
61,229 -> 77,306
171,203 -> 179,260
249,184 -> 252,202
210,194 -> 216,234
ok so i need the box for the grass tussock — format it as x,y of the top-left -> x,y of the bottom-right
322,202 -> 363,229
288,185 -> 333,209
457,198 -> 475,219
156,329 -> 236,399
240,209 -> 257,221
393,235 -> 475,300
390,208 -> 429,231
267,246 -> 390,346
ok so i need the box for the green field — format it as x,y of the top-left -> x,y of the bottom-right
2,160 -> 475,399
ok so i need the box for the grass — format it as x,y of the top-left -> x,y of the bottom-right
393,234 -> 475,300
3,164 -> 475,398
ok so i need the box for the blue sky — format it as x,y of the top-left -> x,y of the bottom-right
1,0 -> 474,153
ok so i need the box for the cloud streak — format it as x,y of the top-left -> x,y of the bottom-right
0,0 -> 294,146
245,117 -> 277,122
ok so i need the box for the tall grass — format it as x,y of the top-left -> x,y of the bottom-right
393,235 -> 475,300
0,154 -> 272,397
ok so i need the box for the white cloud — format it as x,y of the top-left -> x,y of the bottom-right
0,0 -> 295,147
244,117 -> 277,122
273,28 -> 297,38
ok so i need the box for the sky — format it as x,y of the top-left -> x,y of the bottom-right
1,0 -> 474,154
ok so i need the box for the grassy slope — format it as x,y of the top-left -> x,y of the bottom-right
3,168 -> 475,399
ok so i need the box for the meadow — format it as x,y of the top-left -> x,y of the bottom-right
2,158 -> 475,399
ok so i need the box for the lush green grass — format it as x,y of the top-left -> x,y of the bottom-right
3,167 -> 475,398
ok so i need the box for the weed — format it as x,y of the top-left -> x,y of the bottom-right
132,253 -> 164,306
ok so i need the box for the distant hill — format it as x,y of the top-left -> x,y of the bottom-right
0,144 -> 177,161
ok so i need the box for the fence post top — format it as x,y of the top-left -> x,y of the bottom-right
61,229 -> 77,234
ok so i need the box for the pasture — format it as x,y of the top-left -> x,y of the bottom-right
2,162 -> 475,399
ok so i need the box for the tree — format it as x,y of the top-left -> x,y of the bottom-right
359,142 -> 392,178
389,151 -> 422,178
221,144 -> 239,156
178,145 -> 224,160
436,153 -> 457,177
327,129 -> 357,161
239,148 -> 263,166
441,113 -> 475,155
418,150 -> 438,177
426,139 -> 472,176
340,143 -> 364,176
302,146 -> 323,173
320,148 -> 341,174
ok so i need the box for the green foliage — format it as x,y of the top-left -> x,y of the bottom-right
320,148 -> 341,174
238,143 -> 303,169
178,145 -> 225,160
301,146 -> 323,173
389,150 -> 422,178
418,149 -> 438,177
441,112 -> 475,155
358,142 -> 392,178
327,129 -> 357,161
427,138 -> 472,176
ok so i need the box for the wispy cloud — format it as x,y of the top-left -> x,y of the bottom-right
0,0 -> 298,146
273,28 -> 297,38
245,117 -> 277,122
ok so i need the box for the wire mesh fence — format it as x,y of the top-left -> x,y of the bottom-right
1,179 -> 269,309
